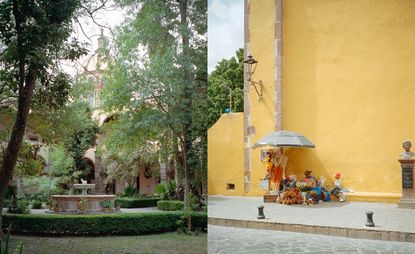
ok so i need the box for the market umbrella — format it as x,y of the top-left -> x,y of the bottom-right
253,130 -> 315,192
252,130 -> 315,149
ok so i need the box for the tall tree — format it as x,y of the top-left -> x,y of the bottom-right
208,48 -> 244,128
102,0 -> 207,209
0,0 -> 87,237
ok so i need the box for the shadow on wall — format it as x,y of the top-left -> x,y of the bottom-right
283,2 -> 321,183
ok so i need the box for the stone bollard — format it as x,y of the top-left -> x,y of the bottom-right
365,211 -> 375,227
257,205 -> 265,219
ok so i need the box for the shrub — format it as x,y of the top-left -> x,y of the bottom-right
157,200 -> 184,211
115,197 -> 161,208
1,212 -> 207,236
3,199 -> 11,208
7,200 -> 30,214
22,175 -> 64,202
156,181 -> 177,200
31,200 -> 43,209
123,186 -> 138,197
99,200 -> 114,208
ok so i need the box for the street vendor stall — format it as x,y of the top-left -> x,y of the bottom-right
253,130 -> 316,204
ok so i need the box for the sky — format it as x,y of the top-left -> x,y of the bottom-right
65,1 -> 243,75
208,0 -> 244,73
61,3 -> 125,76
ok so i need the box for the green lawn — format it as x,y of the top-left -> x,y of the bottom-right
8,232 -> 207,254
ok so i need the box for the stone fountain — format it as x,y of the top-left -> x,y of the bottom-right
74,182 -> 96,195
49,180 -> 116,213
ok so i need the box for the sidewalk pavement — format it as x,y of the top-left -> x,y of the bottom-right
208,195 -> 415,242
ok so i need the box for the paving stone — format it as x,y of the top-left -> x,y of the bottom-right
208,225 -> 415,254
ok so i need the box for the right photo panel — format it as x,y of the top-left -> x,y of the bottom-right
208,0 -> 415,253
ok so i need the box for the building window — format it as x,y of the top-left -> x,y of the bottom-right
227,183 -> 235,190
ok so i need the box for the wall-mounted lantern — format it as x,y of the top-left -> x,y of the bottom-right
244,55 -> 263,100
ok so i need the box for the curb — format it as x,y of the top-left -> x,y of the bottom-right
208,217 -> 415,243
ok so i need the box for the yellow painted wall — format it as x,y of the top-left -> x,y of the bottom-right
208,113 -> 245,196
283,0 -> 415,196
247,0 -> 277,196
208,0 -> 415,202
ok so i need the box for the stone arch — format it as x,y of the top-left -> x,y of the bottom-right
80,157 -> 95,183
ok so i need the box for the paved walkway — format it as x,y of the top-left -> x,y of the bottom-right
208,196 -> 415,242
209,225 -> 415,254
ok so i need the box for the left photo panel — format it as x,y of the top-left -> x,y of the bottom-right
0,0 -> 207,253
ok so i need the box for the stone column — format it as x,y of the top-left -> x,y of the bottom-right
398,159 -> 415,208
94,153 -> 103,194
159,162 -> 167,183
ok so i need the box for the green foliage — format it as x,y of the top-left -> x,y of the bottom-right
46,145 -> 77,188
22,176 -> 63,202
208,48 -> 244,127
156,181 -> 177,200
7,200 -> 30,215
99,200 -> 114,209
1,212 -> 207,235
56,101 -> 98,174
0,0 -> 87,111
3,186 -> 16,201
101,0 -> 208,204
47,145 -> 75,176
31,200 -> 42,209
176,210 -> 207,235
0,133 -> 44,178
157,200 -> 183,211
69,74 -> 95,102
0,225 -> 23,254
98,111 -> 160,186
114,197 -> 161,208
14,142 -> 44,177
123,186 -> 138,197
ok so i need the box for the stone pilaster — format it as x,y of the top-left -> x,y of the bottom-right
398,159 -> 415,208
244,0 -> 251,194
94,152 -> 104,194
274,0 -> 284,131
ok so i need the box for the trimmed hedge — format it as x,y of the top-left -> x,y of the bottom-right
157,200 -> 184,211
2,211 -> 207,236
115,197 -> 161,208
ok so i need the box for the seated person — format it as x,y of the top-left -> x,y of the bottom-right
302,170 -> 316,190
282,175 -> 297,190
331,172 -> 346,202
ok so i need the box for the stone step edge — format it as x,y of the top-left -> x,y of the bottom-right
208,217 -> 415,243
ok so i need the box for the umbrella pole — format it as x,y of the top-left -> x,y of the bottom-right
281,147 -> 285,179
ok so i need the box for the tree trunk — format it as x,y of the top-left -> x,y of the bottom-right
0,1 -> 40,238
178,0 -> 194,211
0,68 -> 38,238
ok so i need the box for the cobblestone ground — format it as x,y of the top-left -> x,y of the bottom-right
208,225 -> 415,254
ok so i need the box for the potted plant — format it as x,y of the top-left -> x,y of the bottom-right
49,199 -> 61,213
100,200 -> 114,212
115,201 -> 121,212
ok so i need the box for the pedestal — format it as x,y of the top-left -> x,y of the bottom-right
263,194 -> 279,203
398,159 -> 415,209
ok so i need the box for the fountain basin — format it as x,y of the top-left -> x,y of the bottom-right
74,183 -> 96,195
49,195 -> 116,213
